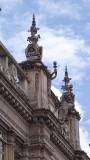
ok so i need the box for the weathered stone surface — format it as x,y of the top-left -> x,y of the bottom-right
0,15 -> 89,160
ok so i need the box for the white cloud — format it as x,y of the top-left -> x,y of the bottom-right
39,26 -> 90,83
84,22 -> 90,34
0,0 -> 22,2
2,23 -> 90,85
51,86 -> 62,100
5,31 -> 27,62
83,0 -> 90,6
0,2 -> 89,85
75,101 -> 84,119
80,127 -> 90,157
0,0 -> 23,12
34,0 -> 82,19
85,119 -> 90,124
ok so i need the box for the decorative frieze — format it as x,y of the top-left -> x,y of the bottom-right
44,117 -> 57,131
0,83 -> 32,123
31,109 -> 75,160
0,57 -> 29,105
50,132 -> 74,160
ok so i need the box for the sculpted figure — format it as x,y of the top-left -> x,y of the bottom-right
59,93 -> 74,123
59,100 -> 68,123
61,122 -> 69,139
12,65 -> 18,82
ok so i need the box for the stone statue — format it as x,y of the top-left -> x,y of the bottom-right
12,65 -> 18,82
58,100 -> 69,123
61,122 -> 69,139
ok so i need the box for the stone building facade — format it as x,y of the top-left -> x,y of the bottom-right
0,15 -> 90,160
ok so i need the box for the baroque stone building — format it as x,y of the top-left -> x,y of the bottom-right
0,15 -> 90,160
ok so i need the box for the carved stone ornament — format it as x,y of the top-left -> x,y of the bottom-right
61,92 -> 75,104
61,122 -> 69,140
25,14 -> 43,62
12,65 -> 18,82
59,100 -> 69,123
25,44 -> 42,61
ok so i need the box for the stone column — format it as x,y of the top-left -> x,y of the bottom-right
7,144 -> 14,160
7,129 -> 15,160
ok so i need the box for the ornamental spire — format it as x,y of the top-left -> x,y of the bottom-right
27,14 -> 40,44
61,66 -> 73,93
32,14 -> 36,26
25,14 -> 42,61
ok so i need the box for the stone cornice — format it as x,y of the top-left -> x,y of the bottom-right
32,108 -> 75,159
75,150 -> 90,160
0,117 -> 28,146
50,132 -> 74,160
30,142 -> 53,156
68,108 -> 81,120
0,70 -> 32,122
19,61 -> 51,78
32,109 -> 60,130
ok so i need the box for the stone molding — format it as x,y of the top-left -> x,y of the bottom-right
75,150 -> 90,160
68,108 -> 81,120
0,71 -> 32,123
31,109 -> 75,159
50,132 -> 74,160
19,61 -> 50,78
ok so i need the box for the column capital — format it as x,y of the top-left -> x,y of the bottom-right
7,128 -> 16,145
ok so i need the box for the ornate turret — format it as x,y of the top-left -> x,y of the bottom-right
59,67 -> 74,124
19,14 -> 57,110
59,66 -> 80,150
25,14 -> 42,61
62,66 -> 73,93
61,66 -> 75,107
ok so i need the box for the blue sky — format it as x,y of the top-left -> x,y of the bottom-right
0,0 -> 90,156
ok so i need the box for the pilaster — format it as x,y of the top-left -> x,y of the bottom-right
7,129 -> 15,160
7,144 -> 14,160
